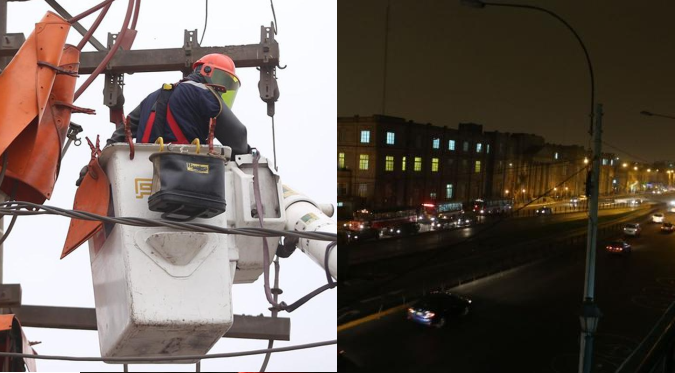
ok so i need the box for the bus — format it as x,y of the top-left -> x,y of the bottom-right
344,207 -> 419,241
466,199 -> 514,215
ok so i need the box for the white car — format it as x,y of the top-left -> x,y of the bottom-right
623,223 -> 642,237
652,213 -> 665,223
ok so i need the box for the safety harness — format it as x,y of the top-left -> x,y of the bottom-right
139,83 -> 189,144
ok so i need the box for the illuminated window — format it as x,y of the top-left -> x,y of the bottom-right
554,152 -> 559,160
402,156 -> 407,171
337,202 -> 344,207
463,141 -> 469,152
386,132 -> 395,145
414,157 -> 422,172
449,140 -> 456,151
476,143 -> 482,153
431,158 -> 439,172
475,160 -> 481,173
487,144 -> 490,153
385,156 -> 394,171
430,192 -> 437,200
359,154 -> 369,170
358,183 -> 368,197
446,184 -> 453,199
432,138 -> 440,149
360,130 -> 370,143
338,152 -> 345,169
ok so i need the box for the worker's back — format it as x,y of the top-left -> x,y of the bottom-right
136,79 -> 221,144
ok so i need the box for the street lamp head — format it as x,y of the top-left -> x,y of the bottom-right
640,110 -> 654,116
460,0 -> 487,8
579,298 -> 602,334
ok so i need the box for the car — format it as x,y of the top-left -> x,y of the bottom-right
630,199 -> 643,206
345,227 -> 379,242
652,213 -> 665,223
454,213 -> 477,227
407,291 -> 472,328
605,240 -> 632,254
623,223 -> 642,237
536,206 -> 553,215
662,222 -> 675,233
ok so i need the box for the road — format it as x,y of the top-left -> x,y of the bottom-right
339,201 -> 675,372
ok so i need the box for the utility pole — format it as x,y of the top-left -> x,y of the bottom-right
579,103 -> 603,373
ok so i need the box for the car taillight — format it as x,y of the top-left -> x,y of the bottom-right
425,312 -> 435,319
408,308 -> 415,313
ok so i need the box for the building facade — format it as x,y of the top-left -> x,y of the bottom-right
338,115 -> 660,218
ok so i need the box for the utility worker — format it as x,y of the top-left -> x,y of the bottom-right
77,54 -> 250,185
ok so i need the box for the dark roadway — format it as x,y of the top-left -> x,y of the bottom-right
339,198 -> 675,372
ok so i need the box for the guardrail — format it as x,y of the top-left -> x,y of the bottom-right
615,300 -> 675,373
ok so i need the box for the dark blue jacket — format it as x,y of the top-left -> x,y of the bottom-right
108,74 -> 250,155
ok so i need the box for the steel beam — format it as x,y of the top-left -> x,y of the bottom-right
78,44 -> 280,75
12,305 -> 290,341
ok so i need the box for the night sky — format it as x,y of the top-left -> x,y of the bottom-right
338,0 -> 675,162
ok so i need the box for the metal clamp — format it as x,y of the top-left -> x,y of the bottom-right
67,122 -> 84,146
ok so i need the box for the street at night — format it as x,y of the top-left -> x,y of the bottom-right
340,196 -> 675,372
338,1 -> 675,371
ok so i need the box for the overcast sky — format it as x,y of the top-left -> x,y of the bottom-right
339,0 -> 675,162
5,0 -> 336,371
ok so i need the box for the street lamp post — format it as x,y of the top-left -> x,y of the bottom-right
460,2 -> 600,372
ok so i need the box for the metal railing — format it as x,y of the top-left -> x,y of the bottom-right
615,301 -> 675,373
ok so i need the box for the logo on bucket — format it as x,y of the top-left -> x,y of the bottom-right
187,163 -> 209,174
135,178 -> 153,199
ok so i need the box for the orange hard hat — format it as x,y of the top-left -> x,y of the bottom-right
193,53 -> 240,83
193,53 -> 241,109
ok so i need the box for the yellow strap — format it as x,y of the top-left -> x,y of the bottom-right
162,83 -> 173,90
154,137 -> 164,152
191,138 -> 201,154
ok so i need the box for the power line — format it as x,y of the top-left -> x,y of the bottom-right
0,339 -> 337,363
0,201 -> 335,241
199,0 -> 209,46
601,140 -> 651,164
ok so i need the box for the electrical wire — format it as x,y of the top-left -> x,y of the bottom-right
271,116 -> 278,171
601,140 -> 651,164
259,257 -> 281,372
0,339 -> 337,363
252,152 -> 336,314
199,0 -> 208,46
0,201 -> 335,242
269,0 -> 278,35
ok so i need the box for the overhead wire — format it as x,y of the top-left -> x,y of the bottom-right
0,201 -> 335,241
0,339 -> 337,363
199,0 -> 208,46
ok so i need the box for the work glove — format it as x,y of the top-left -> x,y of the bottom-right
75,165 -> 88,187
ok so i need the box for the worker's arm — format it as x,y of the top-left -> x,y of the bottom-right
106,104 -> 141,146
213,101 -> 251,155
